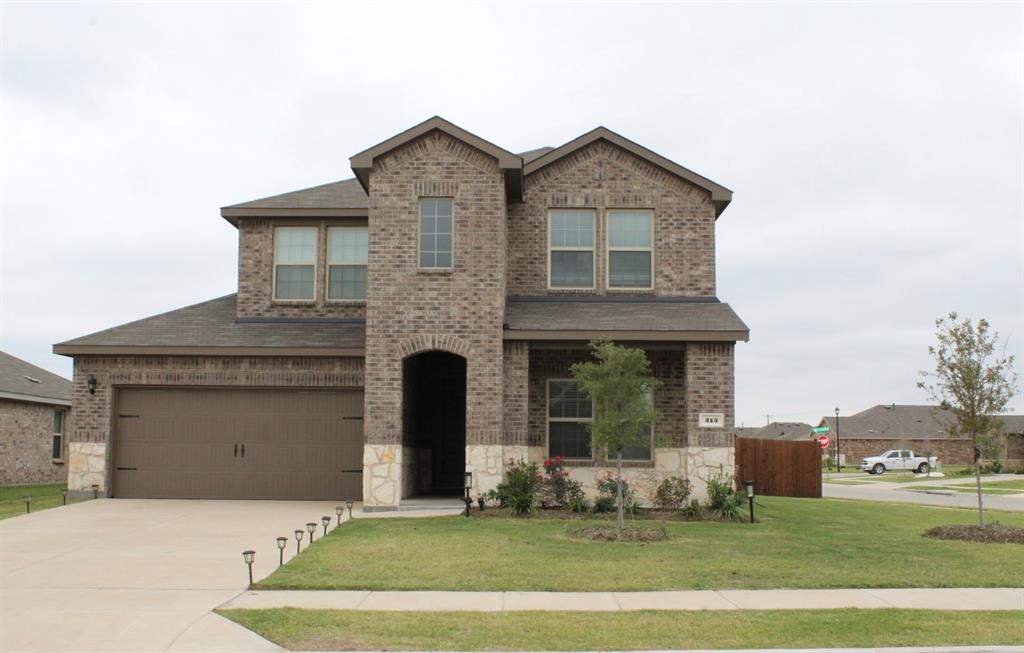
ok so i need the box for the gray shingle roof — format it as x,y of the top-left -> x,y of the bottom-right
224,178 -> 368,210
519,147 -> 554,164
0,351 -> 72,405
504,298 -> 749,339
819,405 -> 955,440
54,295 -> 365,353
756,422 -> 815,440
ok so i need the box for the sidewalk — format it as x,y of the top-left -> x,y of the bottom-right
221,587 -> 1024,612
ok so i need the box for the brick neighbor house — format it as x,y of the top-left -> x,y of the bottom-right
54,117 -> 749,509
0,351 -> 72,485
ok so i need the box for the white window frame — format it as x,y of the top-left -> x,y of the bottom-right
617,389 -> 654,462
272,225 -> 318,302
547,209 -> 596,290
326,226 -> 368,301
418,197 -> 455,270
52,409 -> 64,461
605,209 -> 654,291
546,378 -> 594,461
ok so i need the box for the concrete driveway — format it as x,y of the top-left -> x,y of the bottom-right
1,499 -> 346,652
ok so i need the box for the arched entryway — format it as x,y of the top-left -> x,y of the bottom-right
402,351 -> 467,496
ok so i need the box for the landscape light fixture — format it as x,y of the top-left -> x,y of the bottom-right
294,529 -> 304,554
91,484 -> 99,499
23,495 -> 31,514
306,522 -> 316,543
336,505 -> 344,526
241,550 -> 255,587
744,480 -> 755,524
346,499 -> 354,519
87,376 -> 97,395
463,471 -> 473,517
321,516 -> 331,537
276,536 -> 287,566
834,406 -> 841,472
61,489 -> 68,506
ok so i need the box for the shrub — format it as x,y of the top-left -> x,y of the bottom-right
981,460 -> 1004,474
681,499 -> 705,519
705,469 -> 746,521
487,459 -> 541,516
596,472 -> 637,514
651,476 -> 691,511
539,455 -> 576,507
568,492 -> 591,514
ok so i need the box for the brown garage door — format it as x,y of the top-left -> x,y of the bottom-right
112,388 -> 363,500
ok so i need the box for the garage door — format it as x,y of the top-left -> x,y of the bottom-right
112,388 -> 363,500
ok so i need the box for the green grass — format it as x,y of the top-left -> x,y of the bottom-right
219,609 -> 1024,651
950,479 -> 1024,491
904,485 -> 1021,496
0,483 -> 84,520
257,497 -> 1024,591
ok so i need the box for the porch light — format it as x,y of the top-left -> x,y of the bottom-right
61,489 -> 68,506
306,522 -> 317,543
336,505 -> 344,526
744,480 -> 755,524
242,550 -> 255,587
294,529 -> 304,554
346,499 -> 354,519
321,516 -> 331,536
463,472 -> 473,517
276,536 -> 287,566
23,495 -> 31,514
87,376 -> 97,395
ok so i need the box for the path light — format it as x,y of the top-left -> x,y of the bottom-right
242,550 -> 255,588
336,505 -> 344,526
346,499 -> 354,519
321,516 -> 331,537
744,480 -> 755,524
91,484 -> 99,499
463,471 -> 473,517
23,495 -> 31,514
276,536 -> 287,566
61,489 -> 68,506
306,522 -> 316,543
294,529 -> 303,554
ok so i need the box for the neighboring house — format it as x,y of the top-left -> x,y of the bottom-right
737,422 -> 814,441
817,404 -> 1024,466
0,351 -> 72,485
54,117 -> 749,508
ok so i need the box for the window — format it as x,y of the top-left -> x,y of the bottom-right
547,380 -> 593,459
419,198 -> 453,268
549,210 -> 594,288
52,410 -> 64,460
618,390 -> 654,461
274,227 -> 317,300
327,227 -> 368,299
607,210 -> 653,288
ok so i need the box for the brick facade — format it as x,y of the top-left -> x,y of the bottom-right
684,343 -> 736,448
0,399 -> 66,485
509,141 -> 717,296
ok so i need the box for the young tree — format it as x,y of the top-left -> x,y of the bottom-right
918,313 -> 1017,527
572,339 -> 661,535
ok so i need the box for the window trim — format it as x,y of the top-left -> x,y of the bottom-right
272,225 -> 319,302
616,388 -> 655,462
546,378 -> 594,462
417,197 -> 455,270
325,225 -> 368,302
51,408 -> 65,462
547,209 -> 596,290
605,209 -> 655,291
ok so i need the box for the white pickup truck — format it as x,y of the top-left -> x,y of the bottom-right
861,450 -> 938,475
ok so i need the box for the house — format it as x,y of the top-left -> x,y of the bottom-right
0,351 -> 72,485
737,422 -> 814,441
53,117 -> 749,508
817,404 -> 1024,466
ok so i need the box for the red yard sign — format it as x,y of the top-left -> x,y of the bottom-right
816,434 -> 830,449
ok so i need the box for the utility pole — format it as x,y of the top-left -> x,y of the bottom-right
834,407 -> 841,471
762,414 -> 772,425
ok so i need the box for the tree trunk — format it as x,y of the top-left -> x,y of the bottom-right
616,450 -> 624,536
975,457 -> 985,528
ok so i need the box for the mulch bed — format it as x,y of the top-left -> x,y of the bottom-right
923,522 -> 1024,544
473,506 -> 739,523
567,524 -> 670,542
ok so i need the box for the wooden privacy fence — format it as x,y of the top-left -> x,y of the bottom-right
735,438 -> 822,498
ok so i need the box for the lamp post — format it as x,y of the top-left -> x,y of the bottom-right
294,529 -> 303,554
242,550 -> 255,588
463,471 -> 473,517
834,407 -> 841,472
61,489 -> 68,506
346,499 -> 354,519
306,522 -> 316,543
336,505 -> 344,527
744,480 -> 755,524
321,516 -> 331,537
23,495 -> 31,514
276,537 -> 287,566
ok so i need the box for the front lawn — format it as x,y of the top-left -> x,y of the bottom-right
0,483 -> 83,520
257,497 -> 1024,591
905,485 -> 1021,496
220,609 -> 1024,651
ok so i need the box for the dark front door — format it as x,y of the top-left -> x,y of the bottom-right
402,351 -> 466,495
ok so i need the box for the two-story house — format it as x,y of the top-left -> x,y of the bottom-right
54,117 -> 748,509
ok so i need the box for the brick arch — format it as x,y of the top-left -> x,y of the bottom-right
398,334 -> 472,360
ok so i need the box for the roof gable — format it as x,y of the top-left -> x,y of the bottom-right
349,116 -> 524,199
523,127 -> 733,217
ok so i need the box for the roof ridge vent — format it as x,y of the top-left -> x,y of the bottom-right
23,375 -> 41,384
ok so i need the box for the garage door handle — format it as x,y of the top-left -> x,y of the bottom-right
233,443 -> 238,457
116,467 -> 138,471
342,469 -> 361,473
241,443 -> 246,458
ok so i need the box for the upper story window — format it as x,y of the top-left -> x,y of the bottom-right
419,198 -> 453,268
274,226 -> 317,300
607,210 -> 653,289
52,409 -> 64,460
549,209 -> 595,289
327,226 -> 368,300
547,379 -> 593,460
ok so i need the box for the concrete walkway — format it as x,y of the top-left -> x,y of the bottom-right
223,587 -> 1024,612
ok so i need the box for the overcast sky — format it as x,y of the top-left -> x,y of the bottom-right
1,2 -> 1021,426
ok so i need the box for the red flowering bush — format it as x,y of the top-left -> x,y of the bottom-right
539,455 -> 582,508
